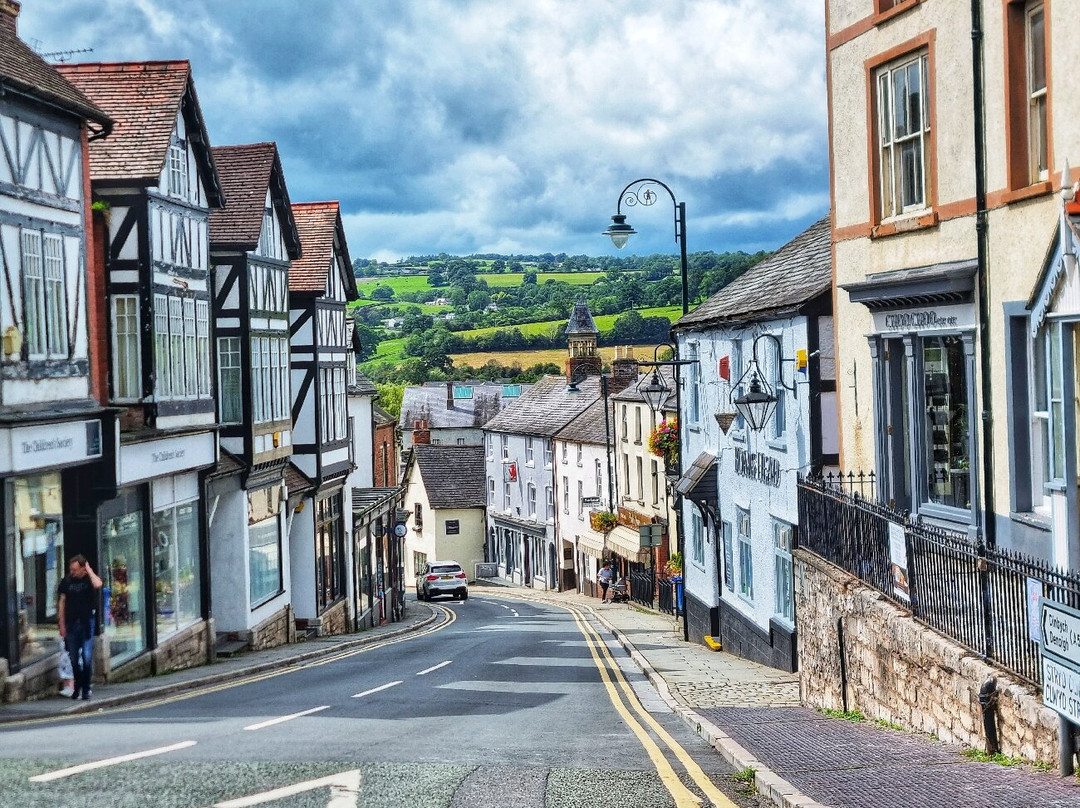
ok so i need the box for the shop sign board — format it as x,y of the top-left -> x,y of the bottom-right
1039,598 -> 1080,723
871,304 -> 976,335
0,419 -> 102,474
118,431 -> 216,485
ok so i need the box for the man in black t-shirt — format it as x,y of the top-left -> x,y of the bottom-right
58,555 -> 102,700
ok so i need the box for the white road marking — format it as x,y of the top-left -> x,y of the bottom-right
351,680 -> 402,698
213,768 -> 362,807
243,705 -> 330,731
28,740 -> 197,782
416,660 -> 452,676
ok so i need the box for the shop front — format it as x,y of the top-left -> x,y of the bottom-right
102,431 -> 215,679
0,413 -> 111,699
352,487 -> 402,629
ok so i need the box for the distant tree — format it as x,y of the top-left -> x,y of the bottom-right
370,284 -> 395,301
376,382 -> 404,418
353,321 -> 383,361
491,259 -> 506,273
427,270 -> 446,287
466,290 -> 491,311
522,270 -> 538,285
450,287 -> 468,307
401,310 -> 433,336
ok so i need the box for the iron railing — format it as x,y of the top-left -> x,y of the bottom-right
630,570 -> 655,607
798,475 -> 1080,686
657,578 -> 675,615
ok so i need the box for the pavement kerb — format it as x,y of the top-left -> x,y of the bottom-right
0,603 -> 440,724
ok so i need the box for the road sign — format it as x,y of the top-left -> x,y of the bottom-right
212,769 -> 361,807
1042,656 -> 1080,726
1040,598 -> 1080,668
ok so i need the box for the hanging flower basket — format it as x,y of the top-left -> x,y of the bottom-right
648,417 -> 679,466
590,510 -> 617,533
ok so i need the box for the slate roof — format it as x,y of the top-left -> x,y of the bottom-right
0,15 -> 111,127
414,445 -> 486,509
566,301 -> 599,335
401,382 -> 528,431
290,201 -> 356,297
673,215 -> 831,329
555,398 -> 611,445
373,404 -> 396,426
482,375 -> 602,438
57,61 -> 222,203
285,462 -> 315,498
209,143 -> 300,258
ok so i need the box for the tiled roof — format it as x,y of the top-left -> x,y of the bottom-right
674,215 -> 832,329
290,201 -> 355,297
373,404 -> 396,425
56,61 -> 222,203
414,445 -> 486,509
566,301 -> 599,335
401,382 -> 528,431
482,375 -> 602,438
285,462 -> 315,498
0,19 -> 111,127
209,142 -> 300,257
555,398 -> 611,445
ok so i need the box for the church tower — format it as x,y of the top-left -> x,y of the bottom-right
566,301 -> 602,381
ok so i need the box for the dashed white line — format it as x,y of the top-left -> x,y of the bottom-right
351,680 -> 402,699
243,705 -> 330,731
416,661 -> 452,676
29,741 -> 197,782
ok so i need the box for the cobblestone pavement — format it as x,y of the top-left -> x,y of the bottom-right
499,585 -> 1080,808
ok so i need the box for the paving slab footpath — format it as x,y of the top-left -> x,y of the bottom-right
490,582 -> 1080,808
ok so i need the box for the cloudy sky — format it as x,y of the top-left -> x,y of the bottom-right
21,0 -> 828,262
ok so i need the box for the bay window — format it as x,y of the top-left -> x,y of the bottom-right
112,295 -> 141,401
217,337 -> 242,424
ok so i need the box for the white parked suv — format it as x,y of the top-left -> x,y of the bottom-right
416,560 -> 469,601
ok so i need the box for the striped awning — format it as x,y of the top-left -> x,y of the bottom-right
576,532 -> 604,559
606,525 -> 648,561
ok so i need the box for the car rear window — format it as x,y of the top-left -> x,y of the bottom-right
431,564 -> 462,574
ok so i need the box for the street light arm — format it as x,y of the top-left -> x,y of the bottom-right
615,177 -> 679,216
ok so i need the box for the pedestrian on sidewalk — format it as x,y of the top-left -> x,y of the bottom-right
598,561 -> 614,603
58,555 -> 102,701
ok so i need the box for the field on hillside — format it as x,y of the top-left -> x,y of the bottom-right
356,275 -> 433,295
477,271 -> 604,287
452,305 -> 683,340
449,345 -> 662,370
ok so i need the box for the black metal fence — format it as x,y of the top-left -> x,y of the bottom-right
630,570 -> 654,606
657,578 -> 675,615
798,475 -> 1080,686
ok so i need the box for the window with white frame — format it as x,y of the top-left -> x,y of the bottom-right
22,230 -> 68,359
774,520 -> 794,623
1046,321 -> 1066,483
154,295 -> 170,398
635,407 -> 643,442
525,437 -> 535,465
688,343 -> 701,424
561,443 -> 567,463
167,137 -> 188,198
488,477 -> 495,505
577,480 -> 584,517
737,508 -> 753,600
183,298 -> 197,395
154,292 -> 210,401
877,50 -> 930,219
527,483 -> 536,518
546,486 -> 554,521
771,338 -> 786,441
636,456 -> 644,502
1026,3 -> 1048,183
594,459 -> 603,497
544,440 -> 553,468
651,459 -> 659,506
501,435 -> 509,460
690,510 -> 704,566
576,443 -> 583,465
731,340 -> 745,432
319,366 -> 348,441
217,337 -> 241,423
621,405 -> 628,440
112,295 -> 140,400
487,434 -> 494,459
623,453 -> 630,497
503,481 -> 511,510
562,476 -> 569,513
196,301 -> 210,396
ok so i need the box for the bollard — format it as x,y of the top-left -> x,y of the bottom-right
977,677 -> 999,755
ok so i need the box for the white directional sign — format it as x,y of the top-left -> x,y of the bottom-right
1042,656 -> 1080,726
1040,598 -> 1080,668
212,769 -> 362,808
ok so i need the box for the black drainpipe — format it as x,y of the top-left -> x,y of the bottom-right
971,0 -> 996,546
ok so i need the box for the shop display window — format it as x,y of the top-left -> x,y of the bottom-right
102,503 -> 146,665
315,495 -> 345,613
12,472 -> 64,666
249,517 -> 282,606
922,336 -> 971,510
153,501 -> 201,638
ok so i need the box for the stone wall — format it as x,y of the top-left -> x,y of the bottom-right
685,591 -> 716,648
796,549 -> 1060,764
250,605 -> 294,651
151,619 -> 213,676
318,599 -> 350,637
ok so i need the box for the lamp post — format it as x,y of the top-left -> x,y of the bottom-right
603,178 -> 689,316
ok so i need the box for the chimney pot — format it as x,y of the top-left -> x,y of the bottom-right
0,0 -> 20,34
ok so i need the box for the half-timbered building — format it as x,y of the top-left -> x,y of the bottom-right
58,60 -> 224,679
288,201 -> 359,636
206,142 -> 301,652
0,1 -> 115,701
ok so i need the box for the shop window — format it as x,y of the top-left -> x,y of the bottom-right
1005,1 -> 1050,191
876,50 -> 931,220
315,496 -> 345,613
102,492 -> 147,666
922,336 -> 971,510
12,472 -> 65,666
249,517 -> 282,606
737,509 -> 753,601
153,500 -> 201,639
774,521 -> 794,623
691,510 -> 705,567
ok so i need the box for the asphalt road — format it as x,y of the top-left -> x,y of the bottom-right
0,594 -> 768,808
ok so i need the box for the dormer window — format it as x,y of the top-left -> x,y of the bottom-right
167,137 -> 188,198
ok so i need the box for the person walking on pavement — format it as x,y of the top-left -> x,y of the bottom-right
598,561 -> 614,603
58,555 -> 102,701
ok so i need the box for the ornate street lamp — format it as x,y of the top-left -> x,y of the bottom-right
639,369 -> 668,417
732,370 -> 777,433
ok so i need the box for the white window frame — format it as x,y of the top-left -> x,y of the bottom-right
527,483 -> 537,519
111,295 -> 141,401
774,520 -> 795,624
651,459 -> 659,506
217,336 -> 242,425
154,294 -> 170,399
690,510 -> 704,567
562,476 -> 570,513
1026,2 -> 1048,183
877,50 -> 931,219
544,440 -> 553,468
503,482 -> 511,511
525,437 -> 535,466
737,508 -> 753,601
43,233 -> 66,356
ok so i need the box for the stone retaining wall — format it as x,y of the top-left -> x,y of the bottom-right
795,549 -> 1060,764
250,605 -> 294,651
151,618 -> 213,676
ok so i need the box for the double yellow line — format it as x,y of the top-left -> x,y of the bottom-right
4,604 -> 458,726
567,604 -> 737,808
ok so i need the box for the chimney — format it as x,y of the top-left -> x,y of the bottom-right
412,419 -> 430,446
0,1 -> 20,34
446,381 -> 454,410
610,345 -> 638,392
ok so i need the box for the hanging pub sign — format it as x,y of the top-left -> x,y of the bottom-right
503,462 -> 518,483
734,448 -> 781,488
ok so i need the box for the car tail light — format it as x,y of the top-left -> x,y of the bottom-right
426,575 -> 439,581
455,573 -> 466,579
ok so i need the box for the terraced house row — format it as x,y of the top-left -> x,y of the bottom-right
0,1 -> 403,703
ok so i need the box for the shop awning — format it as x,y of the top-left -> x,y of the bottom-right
1029,214 -> 1080,336
606,525 -> 648,561
576,532 -> 604,559
842,258 -> 977,311
352,486 -> 402,519
675,451 -> 718,507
